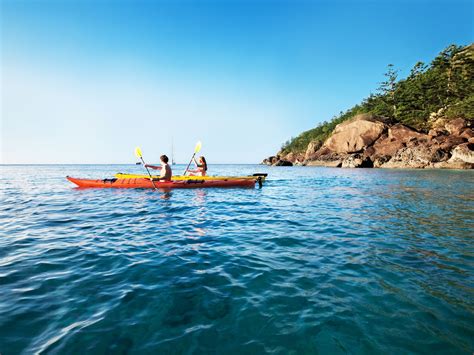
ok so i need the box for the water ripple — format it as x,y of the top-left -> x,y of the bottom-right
0,165 -> 473,353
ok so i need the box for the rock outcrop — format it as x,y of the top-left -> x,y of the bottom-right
365,124 -> 428,167
262,155 -> 293,166
262,116 -> 473,169
341,154 -> 373,168
324,114 -> 388,154
449,143 -> 474,164
380,144 -> 449,169
305,140 -> 322,161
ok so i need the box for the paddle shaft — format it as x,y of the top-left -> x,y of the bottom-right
139,156 -> 158,190
183,153 -> 196,175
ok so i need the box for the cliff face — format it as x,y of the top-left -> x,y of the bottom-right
262,114 -> 474,169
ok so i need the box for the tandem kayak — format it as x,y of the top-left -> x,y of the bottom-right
115,172 -> 267,182
66,176 -> 258,189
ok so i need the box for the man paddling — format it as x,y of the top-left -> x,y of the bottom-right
145,155 -> 172,181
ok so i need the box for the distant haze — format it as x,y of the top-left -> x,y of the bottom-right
1,0 -> 472,164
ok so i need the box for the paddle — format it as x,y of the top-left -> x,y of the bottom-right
134,147 -> 158,190
183,141 -> 202,175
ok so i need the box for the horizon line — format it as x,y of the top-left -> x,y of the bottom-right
0,163 -> 264,166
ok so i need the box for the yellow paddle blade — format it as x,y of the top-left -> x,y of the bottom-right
135,147 -> 143,158
194,141 -> 202,154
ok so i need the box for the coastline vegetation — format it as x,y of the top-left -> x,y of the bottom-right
280,44 -> 474,154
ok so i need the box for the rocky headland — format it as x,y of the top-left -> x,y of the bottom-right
263,114 -> 473,169
263,44 -> 473,169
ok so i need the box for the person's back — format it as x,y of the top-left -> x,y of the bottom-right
145,155 -> 172,181
160,161 -> 172,181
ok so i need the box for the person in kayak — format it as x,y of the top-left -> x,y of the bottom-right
187,156 -> 207,176
145,155 -> 172,181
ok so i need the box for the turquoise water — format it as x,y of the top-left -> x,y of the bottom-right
1,164 -> 473,354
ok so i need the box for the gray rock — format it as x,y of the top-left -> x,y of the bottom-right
449,143 -> 474,164
341,154 -> 373,168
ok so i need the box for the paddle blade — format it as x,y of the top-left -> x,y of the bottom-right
194,141 -> 202,154
135,147 -> 143,158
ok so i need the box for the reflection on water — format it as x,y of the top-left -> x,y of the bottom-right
0,164 -> 473,353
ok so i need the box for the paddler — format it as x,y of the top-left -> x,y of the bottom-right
145,155 -> 172,181
187,156 -> 208,176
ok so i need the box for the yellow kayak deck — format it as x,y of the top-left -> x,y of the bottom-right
115,173 -> 267,182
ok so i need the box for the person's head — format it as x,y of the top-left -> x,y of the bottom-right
160,155 -> 169,164
199,156 -> 207,171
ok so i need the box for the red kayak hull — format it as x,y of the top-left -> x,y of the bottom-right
67,176 -> 256,189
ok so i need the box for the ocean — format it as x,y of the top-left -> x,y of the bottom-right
1,164 -> 473,354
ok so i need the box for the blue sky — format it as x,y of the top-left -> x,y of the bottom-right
1,0 -> 472,163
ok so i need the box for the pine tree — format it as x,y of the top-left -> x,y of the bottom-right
378,64 -> 399,118
396,61 -> 428,127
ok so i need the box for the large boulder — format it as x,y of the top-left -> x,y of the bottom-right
323,114 -> 387,154
305,140 -> 322,161
449,143 -> 474,164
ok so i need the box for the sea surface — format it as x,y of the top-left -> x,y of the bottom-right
1,164 -> 473,354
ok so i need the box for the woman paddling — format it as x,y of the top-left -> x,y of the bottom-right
145,155 -> 172,181
187,156 -> 207,176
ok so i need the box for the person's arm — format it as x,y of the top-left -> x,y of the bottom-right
144,164 -> 160,170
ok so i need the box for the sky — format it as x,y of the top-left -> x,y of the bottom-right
1,0 -> 473,164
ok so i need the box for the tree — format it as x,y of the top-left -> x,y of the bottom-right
409,61 -> 427,78
449,45 -> 474,101
431,44 -> 465,108
378,64 -> 399,118
396,61 -> 429,126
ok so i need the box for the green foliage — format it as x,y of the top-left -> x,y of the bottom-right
378,64 -> 399,118
444,94 -> 474,119
281,43 -> 474,154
